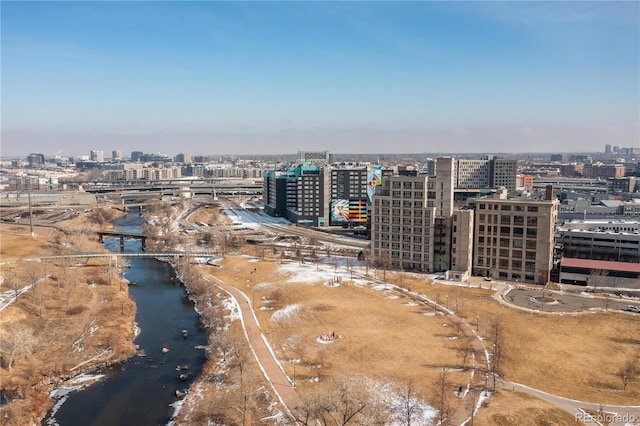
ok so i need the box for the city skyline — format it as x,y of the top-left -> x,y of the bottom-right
2,1 -> 639,157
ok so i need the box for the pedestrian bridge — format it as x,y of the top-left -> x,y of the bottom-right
39,252 -> 220,260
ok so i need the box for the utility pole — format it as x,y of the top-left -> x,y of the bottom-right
27,177 -> 35,237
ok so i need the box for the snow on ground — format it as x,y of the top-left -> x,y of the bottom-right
271,304 -> 301,323
362,376 -> 437,426
223,295 -> 241,322
47,374 -> 107,426
221,208 -> 290,228
0,285 -> 32,312
277,261 -> 371,287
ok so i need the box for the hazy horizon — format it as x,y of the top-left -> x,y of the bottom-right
2,1 -> 638,157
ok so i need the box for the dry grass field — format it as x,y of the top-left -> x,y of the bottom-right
0,215 -> 136,426
474,390 -> 577,425
206,253 -> 639,422
385,273 -> 640,406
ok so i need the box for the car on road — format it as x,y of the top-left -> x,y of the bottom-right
627,305 -> 640,313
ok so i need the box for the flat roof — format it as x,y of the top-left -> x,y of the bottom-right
561,258 -> 640,273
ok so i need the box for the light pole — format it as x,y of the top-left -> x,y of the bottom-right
27,177 -> 35,237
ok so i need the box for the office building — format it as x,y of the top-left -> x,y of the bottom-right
557,219 -> 640,264
471,194 -> 559,284
90,150 -> 104,162
296,151 -> 333,165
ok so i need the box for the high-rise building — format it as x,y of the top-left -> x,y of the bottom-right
605,144 -> 612,154
471,195 -> 559,284
90,150 -> 104,162
112,150 -> 123,161
27,153 -> 45,167
131,151 -> 144,162
329,166 -> 369,226
370,158 -> 455,272
175,153 -> 192,163
454,156 -> 517,191
296,151 -> 333,165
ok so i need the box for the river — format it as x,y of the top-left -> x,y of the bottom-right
45,211 -> 208,426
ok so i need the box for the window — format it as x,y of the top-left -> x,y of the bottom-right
501,205 -> 511,211
512,239 -> 523,248
479,204 -> 486,210
528,206 -> 538,213
479,225 -> 485,232
527,228 -> 537,237
501,215 -> 511,224
526,240 -> 537,250
527,217 -> 538,226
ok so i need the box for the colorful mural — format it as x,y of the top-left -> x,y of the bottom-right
367,164 -> 383,203
330,199 -> 367,223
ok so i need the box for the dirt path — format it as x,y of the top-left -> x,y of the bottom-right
204,274 -> 304,419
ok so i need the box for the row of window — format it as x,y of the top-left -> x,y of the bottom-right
478,214 -> 538,226
477,237 -> 537,249
478,203 -> 539,212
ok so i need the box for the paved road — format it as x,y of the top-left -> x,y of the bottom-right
203,274 -> 304,420
501,286 -> 639,314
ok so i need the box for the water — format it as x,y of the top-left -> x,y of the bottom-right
46,212 -> 208,426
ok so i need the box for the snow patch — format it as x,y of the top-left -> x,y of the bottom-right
271,304 -> 301,322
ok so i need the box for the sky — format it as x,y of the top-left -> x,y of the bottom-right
1,1 -> 639,158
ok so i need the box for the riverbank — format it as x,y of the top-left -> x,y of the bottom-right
0,207 -> 137,425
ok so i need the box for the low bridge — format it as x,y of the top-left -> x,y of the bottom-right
97,230 -> 147,251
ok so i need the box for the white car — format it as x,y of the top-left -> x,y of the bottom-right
627,305 -> 640,313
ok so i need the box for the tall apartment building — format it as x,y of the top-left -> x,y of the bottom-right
112,150 -> 123,161
296,151 -> 333,165
371,158 -> 454,272
175,153 -> 192,164
90,150 -> 104,162
471,195 -> 559,284
27,153 -> 45,167
131,151 -> 144,162
329,166 -> 369,226
263,163 -> 326,226
454,156 -> 517,191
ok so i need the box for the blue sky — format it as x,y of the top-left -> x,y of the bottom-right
1,1 -> 638,157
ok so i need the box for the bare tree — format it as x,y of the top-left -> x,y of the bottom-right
458,339 -> 472,370
490,320 -> 503,391
390,381 -> 424,426
588,269 -> 608,293
292,376 -> 386,426
0,324 -> 38,371
433,368 -> 450,425
618,359 -> 639,392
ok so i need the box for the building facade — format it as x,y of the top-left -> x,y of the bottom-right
471,195 -> 559,284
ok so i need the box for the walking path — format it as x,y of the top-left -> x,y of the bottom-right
203,274 -> 304,419
498,379 -> 640,426
393,286 -> 489,426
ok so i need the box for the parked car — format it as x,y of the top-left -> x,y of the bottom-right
627,305 -> 640,313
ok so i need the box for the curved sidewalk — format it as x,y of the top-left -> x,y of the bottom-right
499,379 -> 640,425
204,274 -> 303,418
